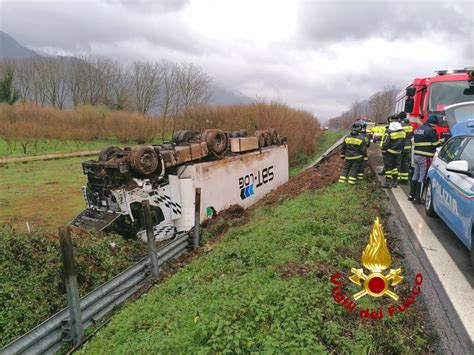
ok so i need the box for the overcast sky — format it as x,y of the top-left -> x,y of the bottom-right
0,0 -> 473,121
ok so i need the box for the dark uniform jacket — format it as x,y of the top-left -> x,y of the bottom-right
413,123 -> 440,157
341,132 -> 367,161
382,124 -> 406,155
401,122 -> 414,152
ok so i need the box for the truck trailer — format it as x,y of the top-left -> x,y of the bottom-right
71,129 -> 289,242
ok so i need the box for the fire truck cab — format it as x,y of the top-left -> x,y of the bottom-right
395,68 -> 474,136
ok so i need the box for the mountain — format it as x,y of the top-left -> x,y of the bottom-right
209,85 -> 253,105
0,31 -> 251,105
0,31 -> 39,59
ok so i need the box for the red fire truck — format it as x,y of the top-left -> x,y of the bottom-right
395,68 -> 474,136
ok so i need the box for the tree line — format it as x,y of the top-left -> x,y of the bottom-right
0,56 -> 212,117
328,85 -> 399,129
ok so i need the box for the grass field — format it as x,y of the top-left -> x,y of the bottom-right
1,131 -> 344,232
0,138 -> 166,158
79,181 -> 434,353
289,130 -> 346,176
0,157 -> 86,231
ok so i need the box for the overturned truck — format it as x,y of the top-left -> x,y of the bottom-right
72,129 -> 289,242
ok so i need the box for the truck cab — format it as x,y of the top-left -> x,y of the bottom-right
395,68 -> 474,136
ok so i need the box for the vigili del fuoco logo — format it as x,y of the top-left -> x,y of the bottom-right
330,217 -> 423,320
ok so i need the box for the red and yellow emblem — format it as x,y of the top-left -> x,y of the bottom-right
349,217 -> 404,301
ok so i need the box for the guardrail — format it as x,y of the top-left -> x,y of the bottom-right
1,138 -> 345,355
309,136 -> 345,168
0,234 -> 190,355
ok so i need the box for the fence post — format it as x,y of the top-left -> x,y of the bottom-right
142,200 -> 159,276
194,187 -> 201,250
58,226 -> 84,346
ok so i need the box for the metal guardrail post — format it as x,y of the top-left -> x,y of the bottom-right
142,200 -> 160,276
58,226 -> 84,346
194,187 -> 201,250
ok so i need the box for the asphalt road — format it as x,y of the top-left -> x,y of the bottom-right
368,146 -> 473,354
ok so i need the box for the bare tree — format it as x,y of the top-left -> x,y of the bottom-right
40,58 -> 69,109
130,61 -> 161,114
175,62 -> 211,114
13,60 -> 33,103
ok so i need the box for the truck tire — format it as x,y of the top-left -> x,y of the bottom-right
255,131 -> 266,148
129,146 -> 159,176
99,146 -> 123,161
264,131 -> 272,146
269,128 -> 278,145
202,129 -> 228,157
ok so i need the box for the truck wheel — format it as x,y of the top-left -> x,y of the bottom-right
269,128 -> 278,145
265,132 -> 272,146
98,146 -> 123,161
425,180 -> 437,217
255,131 -> 266,148
202,129 -> 228,156
129,147 -> 159,176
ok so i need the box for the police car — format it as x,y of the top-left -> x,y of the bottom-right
425,101 -> 474,265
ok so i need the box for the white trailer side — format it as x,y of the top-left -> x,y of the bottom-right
173,145 -> 288,231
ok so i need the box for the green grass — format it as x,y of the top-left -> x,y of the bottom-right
290,130 -> 346,176
0,138 -> 166,158
0,226 -> 146,348
79,181 -> 434,354
0,157 -> 87,231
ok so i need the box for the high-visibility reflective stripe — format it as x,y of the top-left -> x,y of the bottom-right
339,176 -> 347,180
363,157 -> 368,160
348,176 -> 357,180
357,173 -> 364,176
414,142 -> 436,146
390,131 -> 406,139
404,145 -> 412,149
346,155 -> 363,160
387,149 -> 402,154
348,181 -> 356,185
414,150 -> 435,156
344,137 -> 363,145
408,115 -> 423,124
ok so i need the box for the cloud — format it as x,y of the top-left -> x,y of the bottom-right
112,0 -> 190,13
298,0 -> 473,44
0,0 -> 473,120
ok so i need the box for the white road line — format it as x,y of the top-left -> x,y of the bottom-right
390,187 -> 474,347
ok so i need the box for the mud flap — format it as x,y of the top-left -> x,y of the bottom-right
71,209 -> 121,231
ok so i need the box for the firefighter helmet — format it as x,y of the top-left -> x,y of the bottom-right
387,113 -> 399,123
352,122 -> 363,132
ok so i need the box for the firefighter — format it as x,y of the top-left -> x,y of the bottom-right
409,114 -> 440,203
398,113 -> 414,185
381,115 -> 406,189
357,122 -> 370,180
339,122 -> 367,185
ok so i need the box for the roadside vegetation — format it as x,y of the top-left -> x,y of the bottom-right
0,226 -> 146,348
289,129 -> 345,176
80,180 -> 434,354
0,102 -> 320,162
